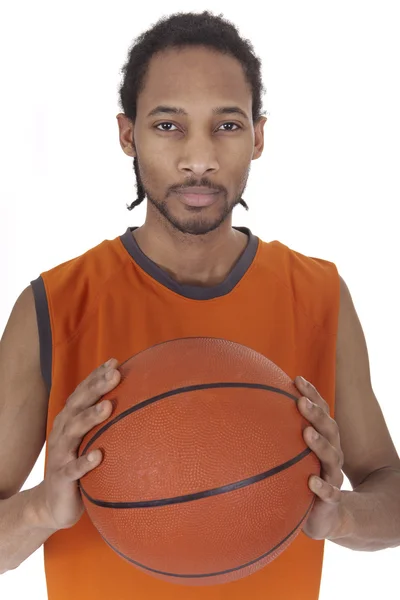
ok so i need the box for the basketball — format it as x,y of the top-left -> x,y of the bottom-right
78,337 -> 320,586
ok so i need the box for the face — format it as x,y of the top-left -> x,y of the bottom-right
117,45 -> 266,236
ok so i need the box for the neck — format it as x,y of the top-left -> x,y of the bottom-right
132,220 -> 248,288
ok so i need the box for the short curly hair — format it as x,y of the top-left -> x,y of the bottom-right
118,10 -> 267,212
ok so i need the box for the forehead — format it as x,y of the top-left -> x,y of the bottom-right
137,45 -> 252,115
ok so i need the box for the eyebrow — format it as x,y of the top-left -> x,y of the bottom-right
146,105 -> 249,121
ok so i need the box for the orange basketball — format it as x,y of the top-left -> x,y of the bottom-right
78,337 -> 320,586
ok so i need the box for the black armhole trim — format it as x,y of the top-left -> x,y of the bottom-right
30,276 -> 52,395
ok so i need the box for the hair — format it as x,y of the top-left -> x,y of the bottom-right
118,10 -> 268,212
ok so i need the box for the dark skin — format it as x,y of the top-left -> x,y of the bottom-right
116,45 -> 267,287
114,45 -> 400,544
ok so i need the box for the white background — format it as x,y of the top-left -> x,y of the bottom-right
1,1 -> 399,598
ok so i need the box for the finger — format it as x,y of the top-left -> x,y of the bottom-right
304,427 -> 344,488
63,448 -> 104,483
295,377 -> 329,413
67,359 -> 121,414
309,476 -> 342,505
298,396 -> 340,447
68,398 -> 115,449
50,396 -> 115,460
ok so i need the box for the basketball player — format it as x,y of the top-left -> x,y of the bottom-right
1,10 -> 399,600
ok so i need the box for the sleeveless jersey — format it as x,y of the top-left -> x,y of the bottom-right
30,225 -> 340,600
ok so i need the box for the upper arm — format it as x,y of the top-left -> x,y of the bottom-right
0,285 -> 49,499
335,275 -> 400,489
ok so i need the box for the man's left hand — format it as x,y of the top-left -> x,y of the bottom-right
294,376 -> 346,540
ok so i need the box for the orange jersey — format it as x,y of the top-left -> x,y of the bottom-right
30,225 -> 340,600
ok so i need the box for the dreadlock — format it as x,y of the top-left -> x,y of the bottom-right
118,10 -> 267,212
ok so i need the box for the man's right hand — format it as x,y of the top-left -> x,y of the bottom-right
36,358 -> 121,530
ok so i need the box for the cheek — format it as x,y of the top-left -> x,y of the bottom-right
222,142 -> 253,174
137,151 -> 168,189
231,159 -> 251,188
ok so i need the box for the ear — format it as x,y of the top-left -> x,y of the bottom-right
252,116 -> 267,160
116,113 -> 136,158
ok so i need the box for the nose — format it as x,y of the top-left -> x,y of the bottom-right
177,134 -> 219,177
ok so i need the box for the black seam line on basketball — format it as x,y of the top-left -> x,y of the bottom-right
79,446 -> 312,508
81,382 -> 300,457
96,498 -> 315,579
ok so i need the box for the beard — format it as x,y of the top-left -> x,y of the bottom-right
134,158 -> 251,236
146,189 -> 245,236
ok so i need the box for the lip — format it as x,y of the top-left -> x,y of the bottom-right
178,187 -> 219,194
176,191 -> 220,207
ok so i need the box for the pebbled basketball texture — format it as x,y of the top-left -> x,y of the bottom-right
78,337 -> 320,586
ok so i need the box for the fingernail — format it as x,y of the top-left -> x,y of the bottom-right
300,376 -> 308,385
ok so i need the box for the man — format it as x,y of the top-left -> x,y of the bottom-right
1,10 -> 399,600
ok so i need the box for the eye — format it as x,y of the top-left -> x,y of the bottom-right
219,122 -> 241,132
155,122 -> 179,132
154,122 -> 242,132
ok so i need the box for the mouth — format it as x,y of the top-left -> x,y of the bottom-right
175,190 -> 220,207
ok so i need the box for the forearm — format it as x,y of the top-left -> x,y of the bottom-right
328,467 -> 400,551
0,483 -> 58,574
